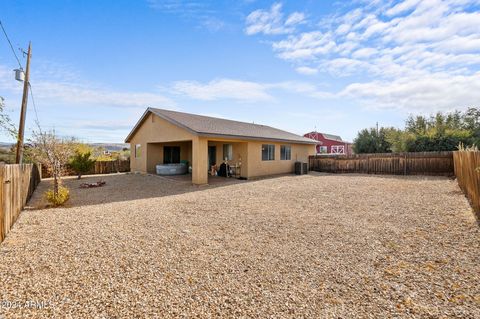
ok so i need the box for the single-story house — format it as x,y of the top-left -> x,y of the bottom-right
303,131 -> 353,155
125,108 -> 317,184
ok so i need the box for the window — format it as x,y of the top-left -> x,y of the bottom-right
331,145 -> 345,154
280,145 -> 291,160
223,144 -> 233,161
164,146 -> 181,164
135,144 -> 141,158
318,146 -> 328,154
262,144 -> 275,161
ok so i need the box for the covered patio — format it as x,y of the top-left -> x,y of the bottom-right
146,138 -> 248,185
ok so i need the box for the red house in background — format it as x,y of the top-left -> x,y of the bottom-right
304,131 -> 354,155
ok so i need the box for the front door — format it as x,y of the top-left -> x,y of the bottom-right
164,146 -> 180,164
208,146 -> 216,170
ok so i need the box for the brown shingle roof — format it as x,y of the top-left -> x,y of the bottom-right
125,108 -> 317,144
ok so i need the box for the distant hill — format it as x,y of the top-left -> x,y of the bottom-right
90,143 -> 130,151
0,142 -> 129,152
0,142 -> 13,148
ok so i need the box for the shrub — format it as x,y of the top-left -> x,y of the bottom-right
45,186 -> 70,206
70,151 -> 95,179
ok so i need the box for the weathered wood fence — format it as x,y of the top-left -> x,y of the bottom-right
42,160 -> 130,178
0,164 -> 41,243
453,151 -> 480,213
309,152 -> 454,176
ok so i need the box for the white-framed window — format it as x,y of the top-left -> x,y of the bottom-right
262,144 -> 275,161
280,145 -> 291,160
135,144 -> 141,158
223,144 -> 233,161
331,145 -> 345,154
318,146 -> 328,154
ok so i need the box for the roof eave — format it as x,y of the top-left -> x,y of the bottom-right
197,132 -> 317,144
124,108 -> 151,143
125,107 -> 200,143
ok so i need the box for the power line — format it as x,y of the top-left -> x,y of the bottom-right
28,83 -> 40,126
0,20 -> 23,69
0,22 -> 41,138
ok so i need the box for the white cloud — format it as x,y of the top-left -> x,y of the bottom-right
295,66 -> 318,75
386,0 -> 422,16
245,0 -> 480,112
172,79 -> 273,102
340,72 -> 480,111
285,12 -> 306,26
171,78 -> 329,102
273,31 -> 336,60
351,47 -> 378,59
245,2 -> 305,35
0,63 -> 175,109
36,82 -> 174,107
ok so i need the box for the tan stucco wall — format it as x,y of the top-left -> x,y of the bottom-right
246,141 -> 315,178
129,113 -> 195,173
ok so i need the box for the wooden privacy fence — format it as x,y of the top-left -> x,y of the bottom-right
453,151 -> 480,213
42,159 -> 130,178
0,164 -> 41,243
309,152 -> 454,176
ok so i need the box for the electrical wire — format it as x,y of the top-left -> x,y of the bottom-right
0,20 -> 23,69
0,20 -> 41,134
28,83 -> 41,127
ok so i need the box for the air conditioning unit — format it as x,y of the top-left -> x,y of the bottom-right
302,162 -> 308,174
295,162 -> 302,175
295,162 -> 309,175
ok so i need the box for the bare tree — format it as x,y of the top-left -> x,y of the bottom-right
28,129 -> 75,197
0,96 -> 16,139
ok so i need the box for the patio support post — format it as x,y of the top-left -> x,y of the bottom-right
192,136 -> 208,185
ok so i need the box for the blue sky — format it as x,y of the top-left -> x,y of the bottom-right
0,0 -> 479,143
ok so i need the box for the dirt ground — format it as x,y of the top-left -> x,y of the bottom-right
0,173 -> 478,318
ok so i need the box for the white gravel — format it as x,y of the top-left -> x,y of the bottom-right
0,173 -> 478,318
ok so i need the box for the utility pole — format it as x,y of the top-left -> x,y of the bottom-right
15,42 -> 31,164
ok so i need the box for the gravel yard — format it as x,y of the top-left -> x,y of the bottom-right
0,173 -> 478,318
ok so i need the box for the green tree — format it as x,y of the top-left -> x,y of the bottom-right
445,110 -> 463,130
463,107 -> 480,145
405,115 -> 428,135
70,149 -> 95,179
353,127 -> 392,154
384,128 -> 416,153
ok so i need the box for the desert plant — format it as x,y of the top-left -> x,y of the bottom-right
45,186 -> 70,206
70,150 -> 95,179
